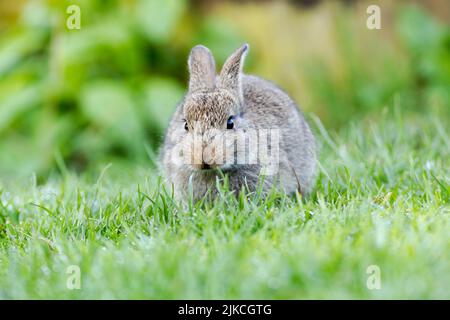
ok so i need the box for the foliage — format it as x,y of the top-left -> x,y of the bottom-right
0,0 -> 244,177
0,1 -> 448,178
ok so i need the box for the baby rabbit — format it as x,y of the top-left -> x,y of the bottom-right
160,44 -> 316,201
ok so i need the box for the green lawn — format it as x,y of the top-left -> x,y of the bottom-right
0,108 -> 449,299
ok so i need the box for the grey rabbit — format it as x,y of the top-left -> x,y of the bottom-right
160,43 -> 316,201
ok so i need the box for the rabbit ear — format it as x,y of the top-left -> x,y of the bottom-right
188,45 -> 216,92
218,43 -> 249,100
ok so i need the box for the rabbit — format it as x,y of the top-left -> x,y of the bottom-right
160,43 -> 316,201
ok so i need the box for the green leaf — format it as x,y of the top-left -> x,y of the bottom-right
80,80 -> 143,153
141,77 -> 184,131
135,0 -> 186,43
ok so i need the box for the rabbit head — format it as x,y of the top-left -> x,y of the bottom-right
179,44 -> 250,171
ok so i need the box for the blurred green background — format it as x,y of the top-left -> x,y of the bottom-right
0,0 -> 449,180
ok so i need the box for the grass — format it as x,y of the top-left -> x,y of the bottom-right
0,106 -> 449,299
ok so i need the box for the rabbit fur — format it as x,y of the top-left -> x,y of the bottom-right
160,44 -> 316,201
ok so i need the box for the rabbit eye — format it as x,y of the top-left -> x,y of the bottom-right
184,121 -> 189,131
227,116 -> 235,129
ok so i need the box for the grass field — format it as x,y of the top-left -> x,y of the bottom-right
0,105 -> 448,299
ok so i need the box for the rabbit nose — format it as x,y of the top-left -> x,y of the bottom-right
200,163 -> 211,170
190,141 -> 214,170
202,145 -> 218,166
